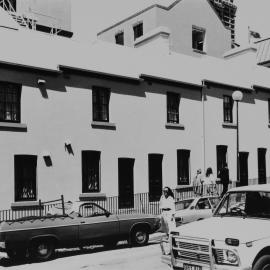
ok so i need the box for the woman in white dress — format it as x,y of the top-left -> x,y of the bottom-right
159,186 -> 176,234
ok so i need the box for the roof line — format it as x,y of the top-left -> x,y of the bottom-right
252,84 -> 270,92
202,79 -> 253,92
59,65 -> 141,84
97,0 -> 182,36
0,60 -> 61,75
140,73 -> 202,89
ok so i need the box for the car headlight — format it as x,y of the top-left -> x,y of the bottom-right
213,249 -> 239,266
0,241 -> 6,249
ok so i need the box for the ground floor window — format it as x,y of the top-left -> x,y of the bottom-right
177,149 -> 190,185
82,150 -> 101,193
14,155 -> 37,201
258,148 -> 267,184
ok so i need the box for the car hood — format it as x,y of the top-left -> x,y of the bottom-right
173,216 -> 270,243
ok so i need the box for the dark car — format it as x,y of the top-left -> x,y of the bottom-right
0,201 -> 160,261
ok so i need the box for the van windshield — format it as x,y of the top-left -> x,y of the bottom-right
214,191 -> 270,219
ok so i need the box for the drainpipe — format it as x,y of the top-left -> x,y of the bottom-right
201,81 -> 206,174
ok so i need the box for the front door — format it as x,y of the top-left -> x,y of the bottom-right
258,148 -> 266,184
239,152 -> 249,186
118,158 -> 134,209
148,154 -> 163,202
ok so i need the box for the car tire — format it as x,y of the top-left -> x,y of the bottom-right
253,255 -> 270,270
30,239 -> 55,261
130,227 -> 149,246
6,249 -> 26,261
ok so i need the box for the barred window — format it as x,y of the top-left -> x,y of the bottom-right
92,87 -> 110,122
223,95 -> 233,123
82,151 -> 101,193
133,22 -> 143,40
0,82 -> 21,123
115,32 -> 124,45
14,155 -> 37,202
167,92 -> 180,124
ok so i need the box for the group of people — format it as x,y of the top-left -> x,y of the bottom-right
159,163 -> 229,234
193,163 -> 229,197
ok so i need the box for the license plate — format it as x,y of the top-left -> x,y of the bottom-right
183,263 -> 202,270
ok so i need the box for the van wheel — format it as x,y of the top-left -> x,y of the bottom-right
30,239 -> 55,261
253,255 -> 270,270
6,249 -> 26,261
130,227 -> 149,246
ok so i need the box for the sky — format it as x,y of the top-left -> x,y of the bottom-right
71,0 -> 270,45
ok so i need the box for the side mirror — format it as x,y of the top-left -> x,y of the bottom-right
105,211 -> 111,217
190,206 -> 195,210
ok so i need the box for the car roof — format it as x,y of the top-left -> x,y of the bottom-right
229,183 -> 270,193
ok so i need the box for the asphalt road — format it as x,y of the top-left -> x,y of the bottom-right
0,233 -> 170,270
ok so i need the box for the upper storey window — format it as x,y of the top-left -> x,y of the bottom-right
92,86 -> 110,122
115,31 -> 124,45
0,81 -> 21,123
192,26 -> 206,52
133,22 -> 143,40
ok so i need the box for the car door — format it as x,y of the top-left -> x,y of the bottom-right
78,203 -> 119,243
194,198 -> 212,220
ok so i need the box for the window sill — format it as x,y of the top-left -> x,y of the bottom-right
175,185 -> 192,190
0,122 -> 27,131
222,122 -> 237,128
193,49 -> 206,55
11,201 -> 40,210
165,123 -> 185,130
91,121 -> 116,130
79,193 -> 107,201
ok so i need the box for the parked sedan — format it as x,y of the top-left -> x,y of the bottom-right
0,201 -> 160,261
174,196 -> 220,226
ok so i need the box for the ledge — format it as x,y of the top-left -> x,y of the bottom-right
79,193 -> 107,201
91,121 -> 116,130
165,123 -> 185,130
11,201 -> 40,210
0,122 -> 27,131
193,49 -> 207,55
175,185 -> 193,190
222,122 -> 237,129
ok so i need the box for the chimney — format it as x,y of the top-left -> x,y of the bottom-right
134,26 -> 171,55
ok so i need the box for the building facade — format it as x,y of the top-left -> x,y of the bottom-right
97,0 -> 232,58
1,4 -> 270,211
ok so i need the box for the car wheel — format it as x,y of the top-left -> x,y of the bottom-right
131,227 -> 149,246
6,249 -> 26,261
30,239 -> 55,261
253,255 -> 270,270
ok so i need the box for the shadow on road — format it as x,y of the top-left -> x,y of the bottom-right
0,241 -> 159,267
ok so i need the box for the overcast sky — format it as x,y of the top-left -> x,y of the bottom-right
71,0 -> 270,45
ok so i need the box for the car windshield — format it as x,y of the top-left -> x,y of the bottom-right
214,191 -> 270,219
175,199 -> 194,211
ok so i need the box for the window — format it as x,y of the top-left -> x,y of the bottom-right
177,149 -> 190,185
92,87 -> 110,122
0,81 -> 21,123
82,151 -> 101,193
192,26 -> 205,52
258,148 -> 266,184
223,95 -> 233,123
14,155 -> 37,202
167,92 -> 180,124
115,31 -> 124,45
148,154 -> 163,202
216,145 -> 227,176
133,22 -> 143,40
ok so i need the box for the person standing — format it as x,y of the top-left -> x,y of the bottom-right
218,162 -> 229,197
159,187 -> 176,235
193,169 -> 202,195
204,167 -> 216,195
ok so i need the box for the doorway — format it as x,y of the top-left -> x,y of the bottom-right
238,152 -> 249,186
